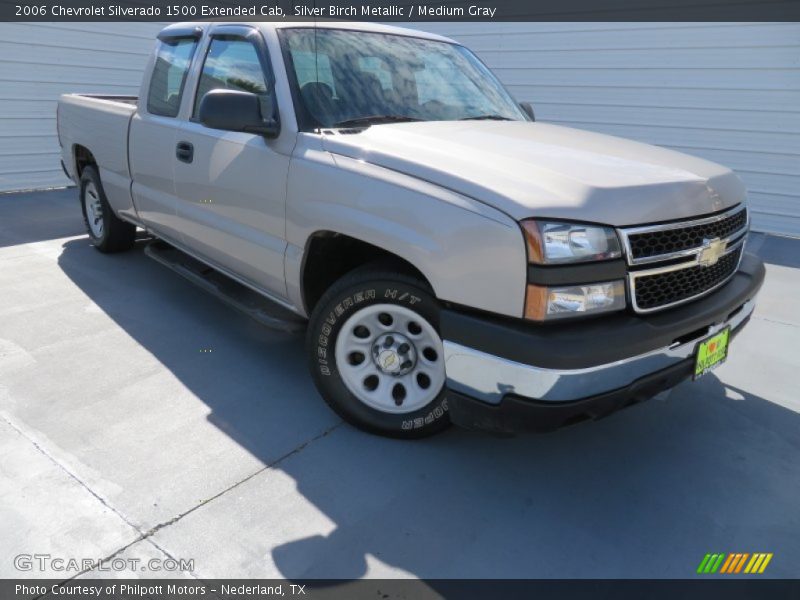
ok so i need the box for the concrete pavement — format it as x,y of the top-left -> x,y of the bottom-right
1,188 -> 798,580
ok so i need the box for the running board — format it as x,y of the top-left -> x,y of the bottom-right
144,241 -> 306,333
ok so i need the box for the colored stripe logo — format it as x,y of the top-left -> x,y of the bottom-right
697,553 -> 773,574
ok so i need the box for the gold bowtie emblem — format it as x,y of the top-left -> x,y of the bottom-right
697,238 -> 727,267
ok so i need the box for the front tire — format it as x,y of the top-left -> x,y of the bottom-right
307,265 -> 450,438
80,165 -> 136,253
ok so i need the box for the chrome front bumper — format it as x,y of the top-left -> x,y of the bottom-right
443,297 -> 756,405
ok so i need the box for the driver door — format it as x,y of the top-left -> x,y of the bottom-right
173,26 -> 290,299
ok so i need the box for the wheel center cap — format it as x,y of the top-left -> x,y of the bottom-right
377,349 -> 401,373
372,332 -> 416,376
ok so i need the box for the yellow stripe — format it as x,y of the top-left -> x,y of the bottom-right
751,554 -> 767,573
734,553 -> 749,573
744,554 -> 760,573
758,553 -> 773,573
719,554 -> 736,573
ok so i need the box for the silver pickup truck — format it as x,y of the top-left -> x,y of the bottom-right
57,21 -> 764,438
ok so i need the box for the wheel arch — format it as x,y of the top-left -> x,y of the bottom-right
300,231 -> 434,316
73,144 -> 97,179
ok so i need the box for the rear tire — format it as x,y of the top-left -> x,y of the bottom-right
306,264 -> 450,439
80,165 -> 136,253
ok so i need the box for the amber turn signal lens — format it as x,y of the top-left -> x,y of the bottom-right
521,220 -> 545,264
524,284 -> 549,321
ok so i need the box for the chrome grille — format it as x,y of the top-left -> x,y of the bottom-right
633,246 -> 742,311
627,208 -> 747,261
619,205 -> 749,313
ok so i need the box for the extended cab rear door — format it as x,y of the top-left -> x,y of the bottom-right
172,25 -> 291,300
129,27 -> 201,243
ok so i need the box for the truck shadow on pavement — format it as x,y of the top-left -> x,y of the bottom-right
57,236 -> 800,580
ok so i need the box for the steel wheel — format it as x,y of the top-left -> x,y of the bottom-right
83,180 -> 104,239
334,303 -> 446,414
79,165 -> 136,253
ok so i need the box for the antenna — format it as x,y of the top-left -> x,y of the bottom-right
313,0 -> 319,93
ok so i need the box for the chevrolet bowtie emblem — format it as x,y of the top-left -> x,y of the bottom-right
697,238 -> 727,267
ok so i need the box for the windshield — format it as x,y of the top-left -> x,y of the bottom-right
279,28 -> 528,129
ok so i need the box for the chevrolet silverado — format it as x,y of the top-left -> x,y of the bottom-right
57,21 -> 765,437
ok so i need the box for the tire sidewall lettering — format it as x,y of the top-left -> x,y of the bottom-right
401,398 -> 449,430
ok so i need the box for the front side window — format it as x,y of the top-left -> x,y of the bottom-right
279,28 -> 526,129
147,38 -> 198,117
193,37 -> 269,117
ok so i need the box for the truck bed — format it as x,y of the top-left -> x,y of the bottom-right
57,93 -> 138,219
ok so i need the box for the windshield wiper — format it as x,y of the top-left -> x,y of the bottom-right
460,115 -> 514,121
332,115 -> 422,128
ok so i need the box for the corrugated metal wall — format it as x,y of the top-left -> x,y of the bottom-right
1,22 -> 798,236
419,22 -> 800,237
0,23 -> 162,192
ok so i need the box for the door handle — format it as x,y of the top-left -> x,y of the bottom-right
176,141 -> 194,163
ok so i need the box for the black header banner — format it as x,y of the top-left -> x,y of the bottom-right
2,0 -> 800,21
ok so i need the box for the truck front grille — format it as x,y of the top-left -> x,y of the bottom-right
619,205 -> 749,313
632,246 -> 743,311
627,208 -> 747,261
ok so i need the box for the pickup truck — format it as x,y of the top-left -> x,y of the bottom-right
57,21 -> 765,438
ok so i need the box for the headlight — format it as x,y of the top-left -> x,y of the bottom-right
522,220 -> 622,264
525,281 -> 626,321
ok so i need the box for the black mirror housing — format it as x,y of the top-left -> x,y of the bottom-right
520,102 -> 535,121
198,89 -> 280,138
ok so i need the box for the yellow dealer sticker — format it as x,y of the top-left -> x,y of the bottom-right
694,327 -> 730,380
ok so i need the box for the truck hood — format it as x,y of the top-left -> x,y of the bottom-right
321,121 -> 745,226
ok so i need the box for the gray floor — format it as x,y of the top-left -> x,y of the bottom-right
1,188 -> 798,580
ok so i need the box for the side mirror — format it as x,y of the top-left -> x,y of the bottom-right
198,89 -> 280,138
520,102 -> 535,121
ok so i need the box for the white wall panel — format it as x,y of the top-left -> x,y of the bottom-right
0,22 -> 163,193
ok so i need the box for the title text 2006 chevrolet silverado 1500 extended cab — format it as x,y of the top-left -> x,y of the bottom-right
57,21 -> 765,437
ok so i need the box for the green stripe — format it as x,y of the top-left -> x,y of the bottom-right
697,554 -> 712,573
703,554 -> 717,573
710,554 -> 726,573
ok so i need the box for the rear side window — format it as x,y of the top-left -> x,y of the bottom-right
147,38 -> 198,117
193,38 -> 269,117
